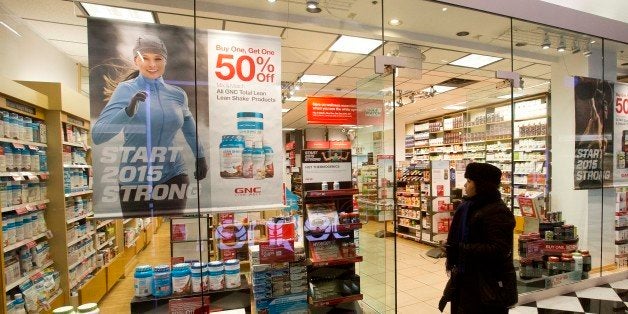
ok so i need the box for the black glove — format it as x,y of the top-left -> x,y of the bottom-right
195,157 -> 208,180
438,296 -> 448,312
125,91 -> 147,117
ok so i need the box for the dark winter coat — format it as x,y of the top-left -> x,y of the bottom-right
441,190 -> 517,314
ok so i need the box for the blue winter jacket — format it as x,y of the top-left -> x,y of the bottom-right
92,74 -> 205,186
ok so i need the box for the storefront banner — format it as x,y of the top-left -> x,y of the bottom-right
573,76 -> 614,189
357,99 -> 385,127
613,82 -> 628,185
207,30 -> 283,210
88,19 -> 212,218
302,149 -> 352,184
306,97 -> 357,125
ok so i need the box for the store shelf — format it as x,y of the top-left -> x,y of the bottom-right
70,266 -> 96,290
309,293 -> 363,307
0,137 -> 47,148
397,215 -> 420,220
397,203 -> 421,208
3,231 -> 47,253
0,171 -> 49,179
65,190 -> 93,198
95,219 -> 113,229
125,235 -> 139,248
123,218 -> 134,224
62,141 -> 91,149
5,260 -> 54,291
486,120 -> 511,125
308,256 -> 363,267
67,231 -> 95,247
68,250 -> 96,270
514,148 -> 547,152
398,224 -> 422,231
515,114 -> 547,122
97,237 -> 115,250
397,232 -> 421,241
515,135 -> 547,140
1,199 -> 49,213
66,212 -> 93,224
63,164 -> 91,169
305,189 -> 358,199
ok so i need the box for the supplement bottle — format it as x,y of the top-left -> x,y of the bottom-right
219,135 -> 245,178
134,265 -> 153,297
152,265 -> 172,297
171,263 -> 191,295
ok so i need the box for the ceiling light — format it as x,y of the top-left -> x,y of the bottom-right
541,33 -> 551,50
583,42 -> 592,57
557,36 -> 566,52
294,81 -> 302,90
442,7 -> 448,11
590,39 -> 596,44
329,35 -> 382,55
299,74 -> 335,84
388,18 -> 402,26
0,21 -> 21,37
286,96 -> 307,102
282,108 -> 291,113
449,53 -> 502,68
421,85 -> 456,94
282,128 -> 296,131
267,0 -> 277,2
456,31 -> 470,37
497,93 -> 524,99
80,3 -> 155,23
306,0 -> 321,13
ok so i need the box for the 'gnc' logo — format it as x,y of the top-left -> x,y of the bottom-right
234,187 -> 262,195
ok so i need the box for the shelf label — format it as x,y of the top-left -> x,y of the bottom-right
12,143 -> 24,150
259,241 -> 295,264
15,207 -> 28,215
67,116 -> 85,127
26,241 -> 37,249
11,173 -> 23,181
38,173 -> 48,180
6,99 -> 36,115
46,230 -> 53,239
36,203 -> 46,210
29,271 -> 43,282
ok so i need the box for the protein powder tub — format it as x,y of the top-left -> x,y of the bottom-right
224,259 -> 241,288
134,265 -> 153,297
236,112 -> 263,148
208,261 -> 224,291
219,135 -> 245,178
263,145 -> 274,178
191,262 -> 204,293
152,265 -> 172,297
171,263 -> 191,295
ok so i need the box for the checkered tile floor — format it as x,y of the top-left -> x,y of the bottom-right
509,279 -> 628,314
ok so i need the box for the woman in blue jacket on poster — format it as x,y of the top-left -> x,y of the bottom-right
92,35 -> 208,216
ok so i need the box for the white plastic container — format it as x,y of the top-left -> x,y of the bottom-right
224,259 -> 241,288
208,261 -> 224,291
76,303 -> 100,314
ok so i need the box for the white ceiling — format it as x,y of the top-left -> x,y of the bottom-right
1,0 -> 627,129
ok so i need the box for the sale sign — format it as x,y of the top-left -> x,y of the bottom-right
207,30 -> 284,210
614,82 -> 628,185
307,97 -> 357,125
573,76 -> 614,189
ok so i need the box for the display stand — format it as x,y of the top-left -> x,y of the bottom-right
170,215 -> 215,263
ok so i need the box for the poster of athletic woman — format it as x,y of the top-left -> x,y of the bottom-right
207,30 -> 284,210
87,18 -> 212,218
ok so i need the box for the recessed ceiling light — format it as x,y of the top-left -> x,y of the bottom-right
267,0 -> 277,2
590,39 -> 596,44
388,18 -> 402,26
282,128 -> 296,131
557,36 -> 566,52
0,21 -> 21,37
306,0 -> 321,13
80,2 -> 155,23
456,31 -> 469,37
286,96 -> 307,102
449,53 -> 502,69
329,35 -> 382,54
541,33 -> 551,49
515,42 -> 527,47
282,108 -> 291,113
422,85 -> 457,94
299,74 -> 335,84
442,7 -> 448,11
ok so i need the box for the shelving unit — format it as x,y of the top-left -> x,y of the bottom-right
170,215 -> 215,263
0,78 -> 61,313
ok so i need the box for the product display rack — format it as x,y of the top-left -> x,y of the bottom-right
170,215 -> 216,263
302,188 -> 363,312
17,81 -> 125,307
405,94 -> 550,215
0,78 -> 64,313
395,161 -> 429,243
614,188 -> 628,269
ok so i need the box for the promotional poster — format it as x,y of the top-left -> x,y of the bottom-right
573,76 -> 614,189
302,149 -> 352,190
207,30 -> 283,210
88,18 -> 211,218
614,82 -> 628,186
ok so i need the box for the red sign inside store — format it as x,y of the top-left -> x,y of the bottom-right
306,97 -> 357,125
306,141 -> 330,149
329,141 -> 351,149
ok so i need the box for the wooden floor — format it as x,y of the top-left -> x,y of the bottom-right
99,220 -> 172,313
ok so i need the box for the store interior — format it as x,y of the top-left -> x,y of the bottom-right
0,0 -> 627,313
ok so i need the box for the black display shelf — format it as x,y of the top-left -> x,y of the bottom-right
130,274 -> 250,313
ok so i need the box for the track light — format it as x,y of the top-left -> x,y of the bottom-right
583,43 -> 592,57
294,81 -> 302,91
557,35 -> 566,52
306,0 -> 321,13
541,33 -> 551,50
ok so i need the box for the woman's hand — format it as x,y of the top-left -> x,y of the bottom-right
195,157 -> 208,180
125,91 -> 147,117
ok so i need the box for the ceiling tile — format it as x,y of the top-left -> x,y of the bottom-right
467,69 -> 495,78
305,63 -> 349,76
225,21 -> 283,36
282,47 -> 321,63
481,58 -> 513,71
281,72 -> 300,82
328,76 -> 360,87
517,63 -> 551,77
423,48 -> 467,64
435,64 -> 475,75
315,51 -> 366,67
282,29 -> 337,50
50,41 -> 87,57
343,67 -> 374,78
2,0 -> 85,26
282,61 -> 309,74
415,74 -> 451,85
156,13 -> 222,29
27,20 -> 86,43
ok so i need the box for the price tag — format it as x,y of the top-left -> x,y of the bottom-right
26,241 -> 37,249
39,173 -> 48,180
15,207 -> 28,215
26,173 -> 38,180
46,230 -> 53,239
11,173 -> 23,181
25,204 -> 36,212
29,271 -> 43,282
12,143 -> 24,150
36,203 -> 46,210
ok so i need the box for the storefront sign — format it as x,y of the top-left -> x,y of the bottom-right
613,82 -> 628,186
306,97 -> 357,125
207,30 -> 284,210
573,76 -> 614,189
88,19 -> 212,218
302,149 -> 352,184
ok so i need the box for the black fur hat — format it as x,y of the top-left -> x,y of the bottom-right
464,162 -> 502,190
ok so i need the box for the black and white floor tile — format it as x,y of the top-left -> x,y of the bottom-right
509,279 -> 628,314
